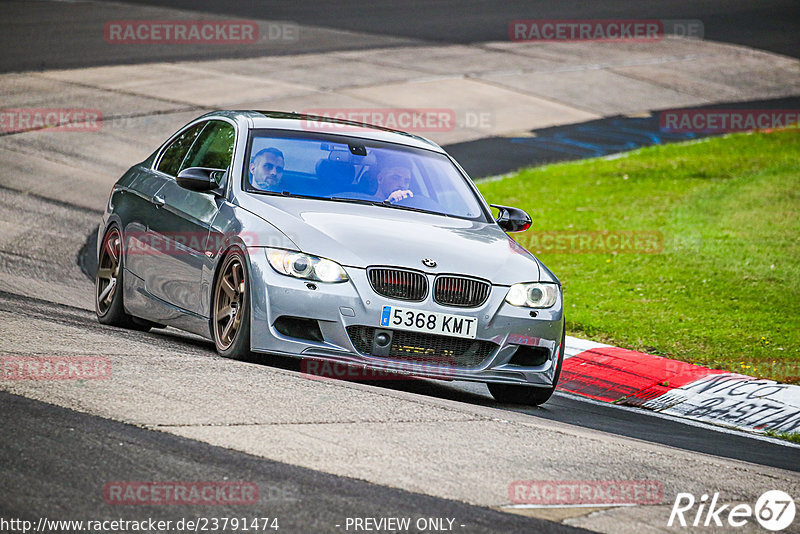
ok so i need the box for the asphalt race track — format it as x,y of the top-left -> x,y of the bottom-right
115,0 -> 800,58
2,1 -> 799,533
74,228 -> 800,474
0,391 -> 588,533
2,0 -> 798,72
1,132 -> 798,532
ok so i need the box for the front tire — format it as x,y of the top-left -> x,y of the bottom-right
212,250 -> 253,360
95,226 -> 150,331
488,327 -> 565,406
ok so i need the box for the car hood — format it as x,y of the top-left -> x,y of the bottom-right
238,195 -> 541,285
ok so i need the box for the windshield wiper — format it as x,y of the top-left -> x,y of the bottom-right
329,196 -> 450,218
329,196 -> 384,206
250,189 -> 325,200
381,202 -> 449,217
259,193 -> 450,218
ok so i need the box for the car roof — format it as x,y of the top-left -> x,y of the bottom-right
201,110 -> 446,153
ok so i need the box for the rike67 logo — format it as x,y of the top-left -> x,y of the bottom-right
669,490 -> 795,531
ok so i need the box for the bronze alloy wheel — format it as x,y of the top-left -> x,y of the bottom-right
95,226 -> 151,331
96,227 -> 121,316
214,253 -> 247,351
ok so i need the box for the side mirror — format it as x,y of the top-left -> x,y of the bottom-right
176,167 -> 226,192
491,204 -> 531,233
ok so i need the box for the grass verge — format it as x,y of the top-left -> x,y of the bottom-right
478,130 -> 799,383
764,429 -> 800,444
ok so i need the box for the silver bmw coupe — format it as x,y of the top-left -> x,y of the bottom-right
96,111 -> 565,405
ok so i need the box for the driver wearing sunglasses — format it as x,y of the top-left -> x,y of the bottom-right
250,147 -> 285,190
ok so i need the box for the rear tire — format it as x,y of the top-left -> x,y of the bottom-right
212,250 -> 254,361
95,226 -> 150,332
488,327 -> 565,406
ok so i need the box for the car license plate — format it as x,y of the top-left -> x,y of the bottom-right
379,306 -> 478,339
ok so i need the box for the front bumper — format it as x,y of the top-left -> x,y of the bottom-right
246,248 -> 564,387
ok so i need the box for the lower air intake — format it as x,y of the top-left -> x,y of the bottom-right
346,325 -> 496,369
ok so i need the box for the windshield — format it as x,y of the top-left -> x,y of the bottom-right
244,130 -> 488,221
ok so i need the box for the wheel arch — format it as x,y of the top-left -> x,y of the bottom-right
97,216 -> 123,263
207,242 -> 252,336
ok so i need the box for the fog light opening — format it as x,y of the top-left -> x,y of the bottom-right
273,316 -> 324,342
508,345 -> 550,367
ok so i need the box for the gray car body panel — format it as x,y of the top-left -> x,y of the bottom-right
235,194 -> 540,284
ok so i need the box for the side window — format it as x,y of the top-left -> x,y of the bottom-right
156,122 -> 206,177
181,121 -> 236,184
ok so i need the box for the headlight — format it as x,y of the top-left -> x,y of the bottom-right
265,248 -> 349,283
505,283 -> 559,308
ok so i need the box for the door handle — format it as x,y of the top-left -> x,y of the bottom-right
152,195 -> 165,207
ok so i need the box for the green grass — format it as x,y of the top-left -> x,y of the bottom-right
764,429 -> 800,444
478,130 -> 800,383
